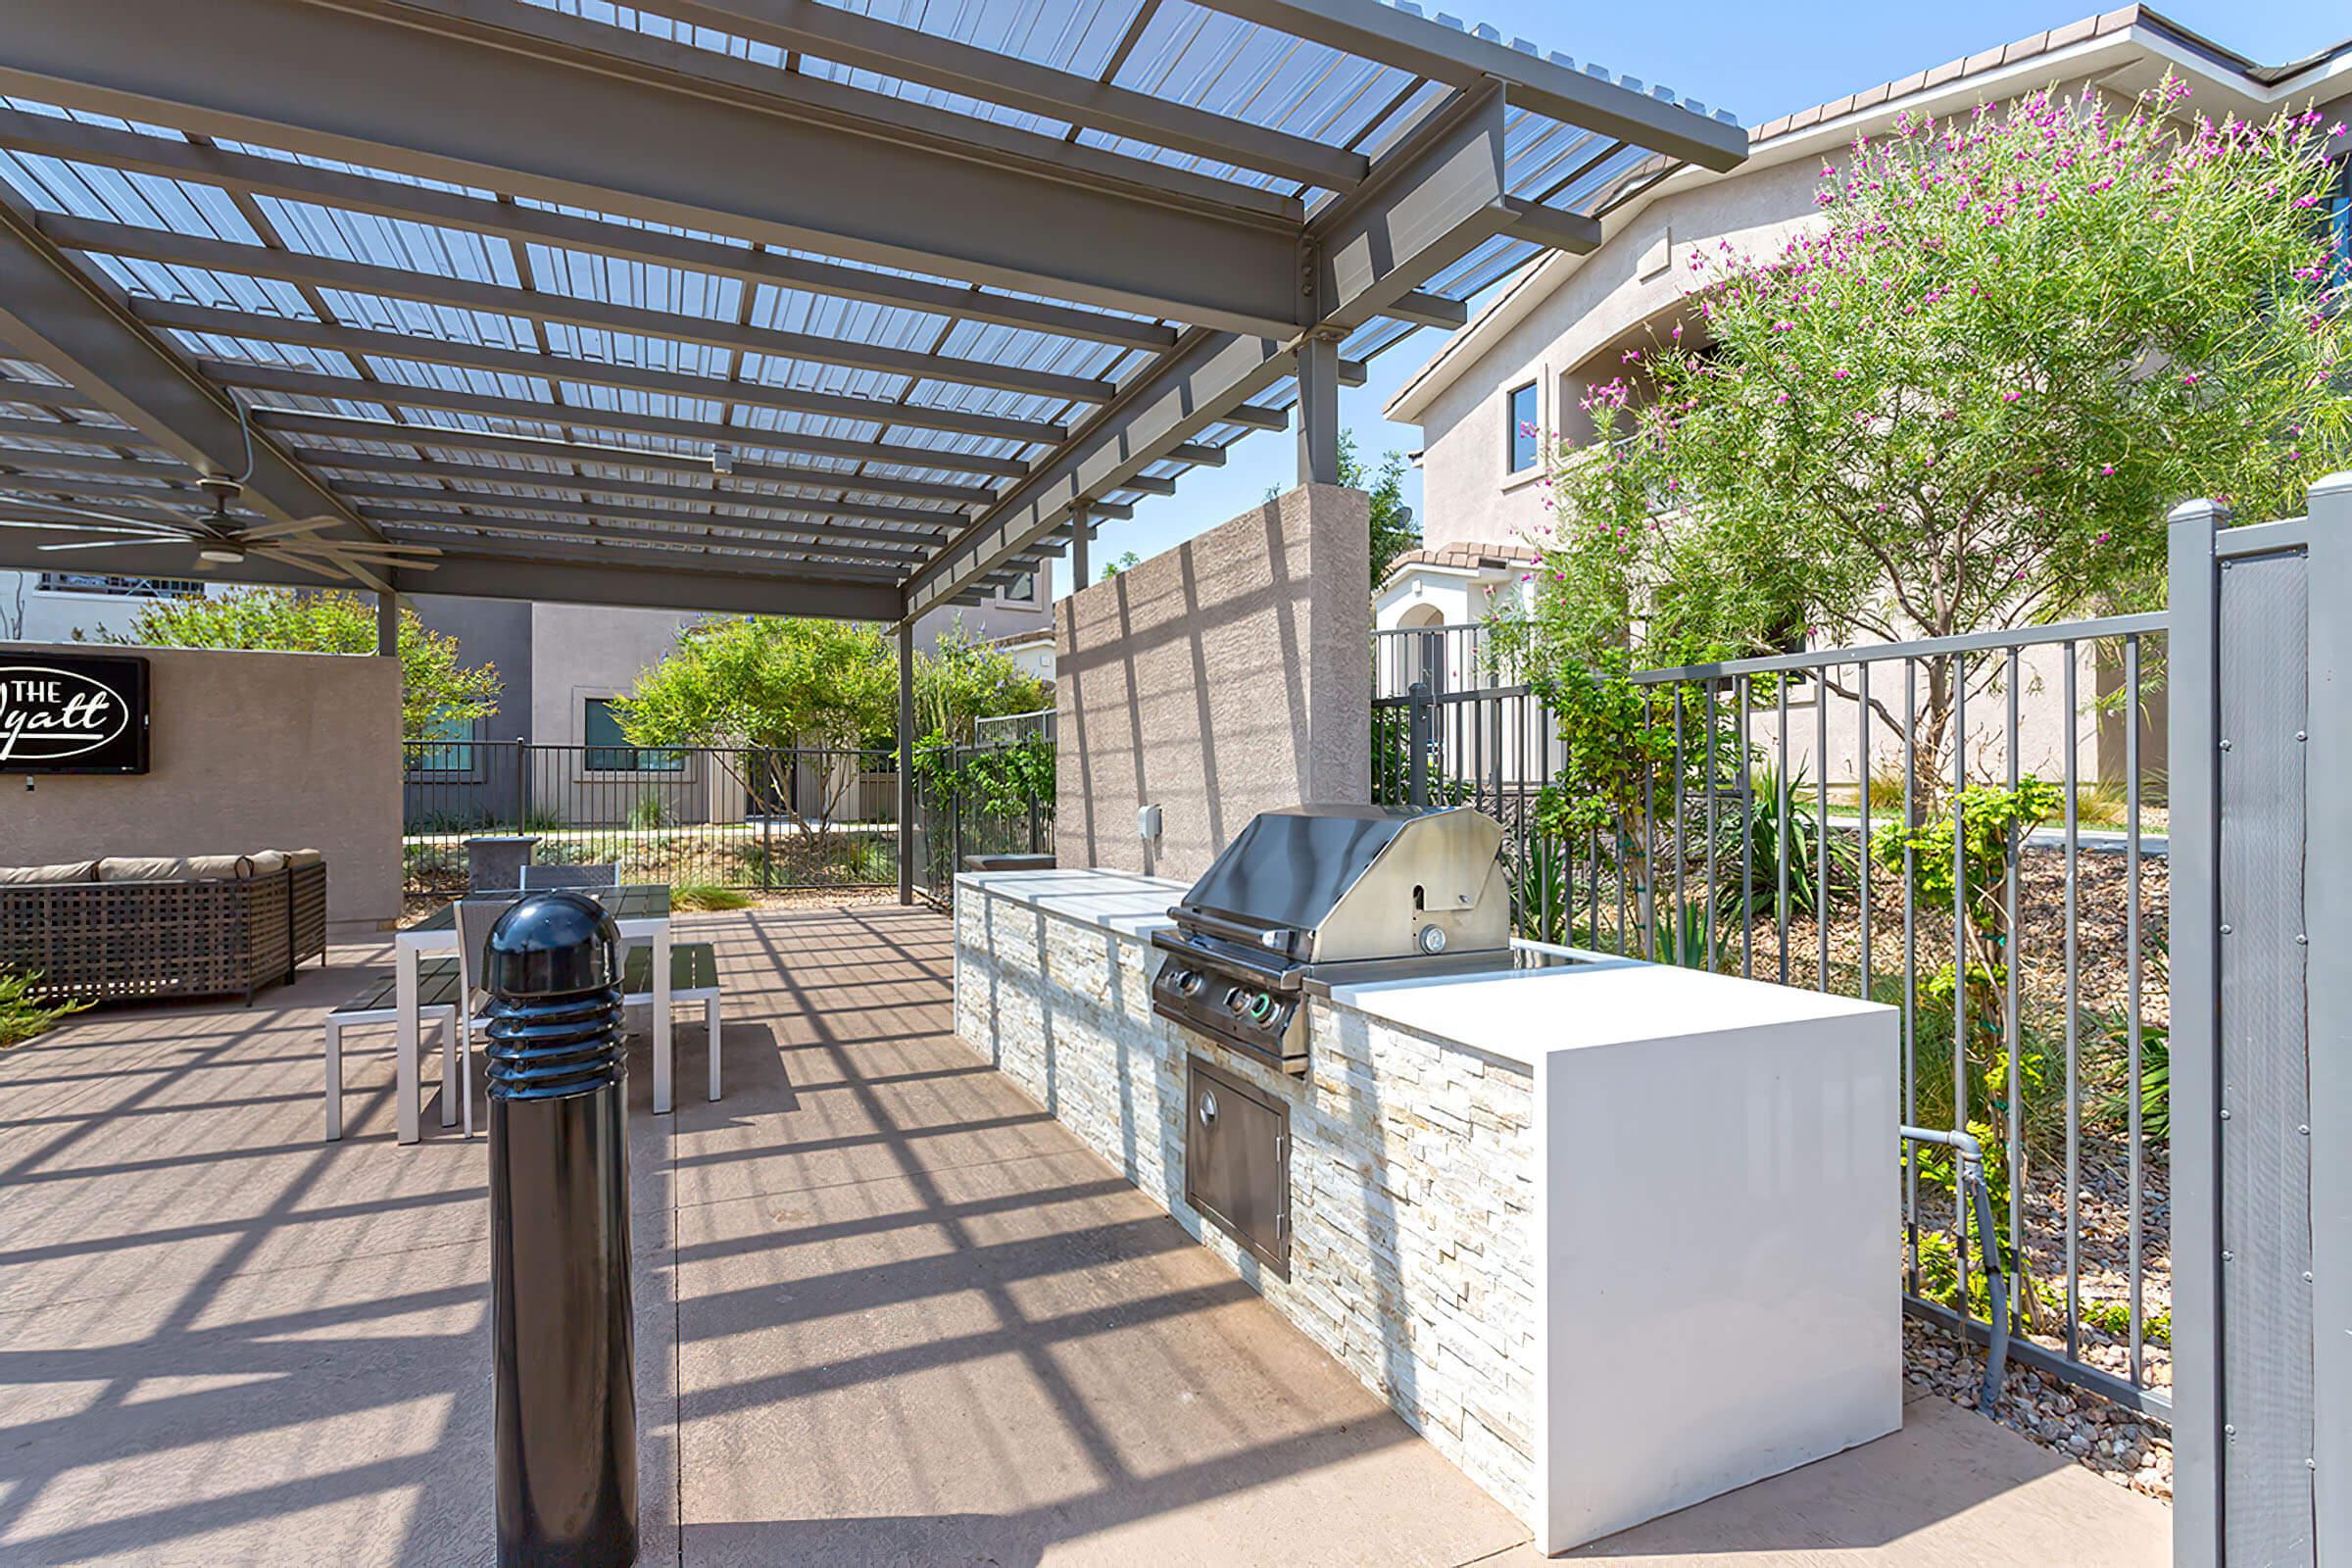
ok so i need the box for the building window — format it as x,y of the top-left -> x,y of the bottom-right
1506,381 -> 1539,473
36,572 -> 204,599
2331,156 -> 2351,291
1002,571 -> 1036,605
583,697 -> 682,771
409,713 -> 478,774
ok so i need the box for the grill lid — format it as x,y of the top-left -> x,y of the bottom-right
1169,803 -> 1509,965
1180,804 -> 1407,934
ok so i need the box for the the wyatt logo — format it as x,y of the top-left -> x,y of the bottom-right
0,666 -> 133,764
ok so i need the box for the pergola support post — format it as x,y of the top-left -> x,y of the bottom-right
1296,334 -> 1341,488
1069,506 -> 1091,591
896,617 -> 915,906
375,589 -> 399,658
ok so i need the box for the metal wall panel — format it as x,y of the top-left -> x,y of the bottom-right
2216,546 -> 2316,1566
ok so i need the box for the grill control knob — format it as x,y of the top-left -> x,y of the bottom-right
1224,986 -> 1250,1014
1172,968 -> 1204,998
1418,925 -> 1448,955
1247,992 -> 1278,1025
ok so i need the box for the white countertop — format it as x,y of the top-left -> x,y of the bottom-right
957,868 -> 1890,1070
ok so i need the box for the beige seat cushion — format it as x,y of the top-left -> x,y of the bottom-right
279,848 -> 325,870
184,854 -> 252,881
243,851 -> 288,878
96,856 -> 191,882
0,860 -> 98,885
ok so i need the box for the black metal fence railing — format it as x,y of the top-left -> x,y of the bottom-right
907,739 -> 1054,908
1372,612 -> 2172,1416
402,740 -> 899,895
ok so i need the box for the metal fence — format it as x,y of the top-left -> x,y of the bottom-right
401,739 -> 899,895
1373,611 -> 2174,1415
907,737 -> 1056,908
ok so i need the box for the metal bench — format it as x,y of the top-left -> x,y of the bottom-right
325,957 -> 461,1141
622,941 -> 723,1102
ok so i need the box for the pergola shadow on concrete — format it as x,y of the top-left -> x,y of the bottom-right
0,0 -> 1742,890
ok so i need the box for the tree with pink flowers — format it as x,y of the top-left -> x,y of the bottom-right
1501,75 -> 2348,775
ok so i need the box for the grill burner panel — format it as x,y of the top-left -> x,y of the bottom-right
1151,804 -> 1511,1074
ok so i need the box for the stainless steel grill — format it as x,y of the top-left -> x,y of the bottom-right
1150,804 -> 1513,1074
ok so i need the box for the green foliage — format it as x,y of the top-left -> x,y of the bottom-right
627,793 -> 671,831
913,730 -> 1054,818
1341,429 -> 1420,589
0,970 -> 84,1049
1717,760 -> 1856,924
1098,551 -> 1142,580
617,615 -> 890,755
2094,1014 -> 2171,1145
2081,1297 -> 2171,1347
671,881 -> 752,911
1873,777 -> 2065,914
105,587 -> 500,741
1512,78 -> 2347,783
912,623 -> 1052,746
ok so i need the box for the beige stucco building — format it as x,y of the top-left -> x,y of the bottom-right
1376,6 -> 2351,787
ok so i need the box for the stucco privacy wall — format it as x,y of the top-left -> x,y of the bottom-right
2,641 -> 401,930
955,877 -> 1541,1518
1054,483 -> 1370,879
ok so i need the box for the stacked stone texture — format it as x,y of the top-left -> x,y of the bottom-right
956,887 -> 1540,1518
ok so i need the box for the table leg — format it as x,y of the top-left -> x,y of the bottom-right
396,944 -> 419,1146
653,923 -> 673,1115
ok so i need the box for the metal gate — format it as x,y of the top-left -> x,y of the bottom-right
2171,483 -> 2346,1567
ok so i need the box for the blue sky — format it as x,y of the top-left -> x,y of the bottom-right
1047,0 -> 2351,594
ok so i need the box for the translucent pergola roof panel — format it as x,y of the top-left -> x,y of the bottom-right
0,0 -> 1742,614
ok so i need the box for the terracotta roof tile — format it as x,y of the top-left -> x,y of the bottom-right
1380,540 -> 1540,587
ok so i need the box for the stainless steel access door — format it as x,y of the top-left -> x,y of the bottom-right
1184,1055 -> 1291,1280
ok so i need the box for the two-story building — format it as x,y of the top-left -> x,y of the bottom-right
1377,6 -> 2352,786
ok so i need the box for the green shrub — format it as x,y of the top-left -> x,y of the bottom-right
626,793 -> 671,831
1716,761 -> 1854,925
1,970 -> 85,1049
672,882 -> 753,911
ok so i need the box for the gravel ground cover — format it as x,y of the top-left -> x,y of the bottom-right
1905,1315 -> 2173,1501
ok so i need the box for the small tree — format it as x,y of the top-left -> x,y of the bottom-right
102,587 -> 500,741
1515,77 -> 2348,790
913,623 -> 1051,745
1343,430 -> 1421,590
616,615 -> 891,829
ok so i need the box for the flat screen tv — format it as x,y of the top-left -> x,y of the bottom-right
0,653 -> 151,774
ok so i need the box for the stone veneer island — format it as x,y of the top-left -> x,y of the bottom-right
955,867 -> 1903,1554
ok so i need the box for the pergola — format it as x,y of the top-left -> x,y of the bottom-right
0,0 -> 1744,896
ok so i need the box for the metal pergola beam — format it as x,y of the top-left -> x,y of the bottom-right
343,483 -> 952,550
655,0 -> 1370,192
0,0 -> 1310,335
398,547 -> 906,619
1193,0 -> 1748,172
373,514 -> 914,576
0,107 -> 1180,354
906,329 -> 1296,615
253,408 -> 1033,482
126,294 -> 1114,410
298,447 -> 996,510
1308,80 -> 1514,333
0,194 -> 385,559
188,352 -> 1062,451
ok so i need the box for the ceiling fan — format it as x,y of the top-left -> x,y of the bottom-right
15,472 -> 440,586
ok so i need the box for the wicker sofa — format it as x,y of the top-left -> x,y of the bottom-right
0,851 -> 327,1005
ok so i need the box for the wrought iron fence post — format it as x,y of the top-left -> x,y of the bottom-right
1407,679 -> 1431,808
513,734 -> 527,833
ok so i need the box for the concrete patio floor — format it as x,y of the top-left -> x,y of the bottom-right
0,905 -> 2169,1567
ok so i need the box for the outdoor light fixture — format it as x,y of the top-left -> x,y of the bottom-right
709,444 -> 736,475
197,543 -> 246,564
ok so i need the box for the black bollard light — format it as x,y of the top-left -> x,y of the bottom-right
482,890 -> 638,1568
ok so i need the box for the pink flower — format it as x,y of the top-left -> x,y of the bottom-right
2099,464 -> 2116,476
1831,368 -> 1850,379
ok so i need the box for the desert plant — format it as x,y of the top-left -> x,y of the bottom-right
1,970 -> 85,1048
1715,761 -> 1856,926
671,882 -> 752,912
627,793 -> 671,831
